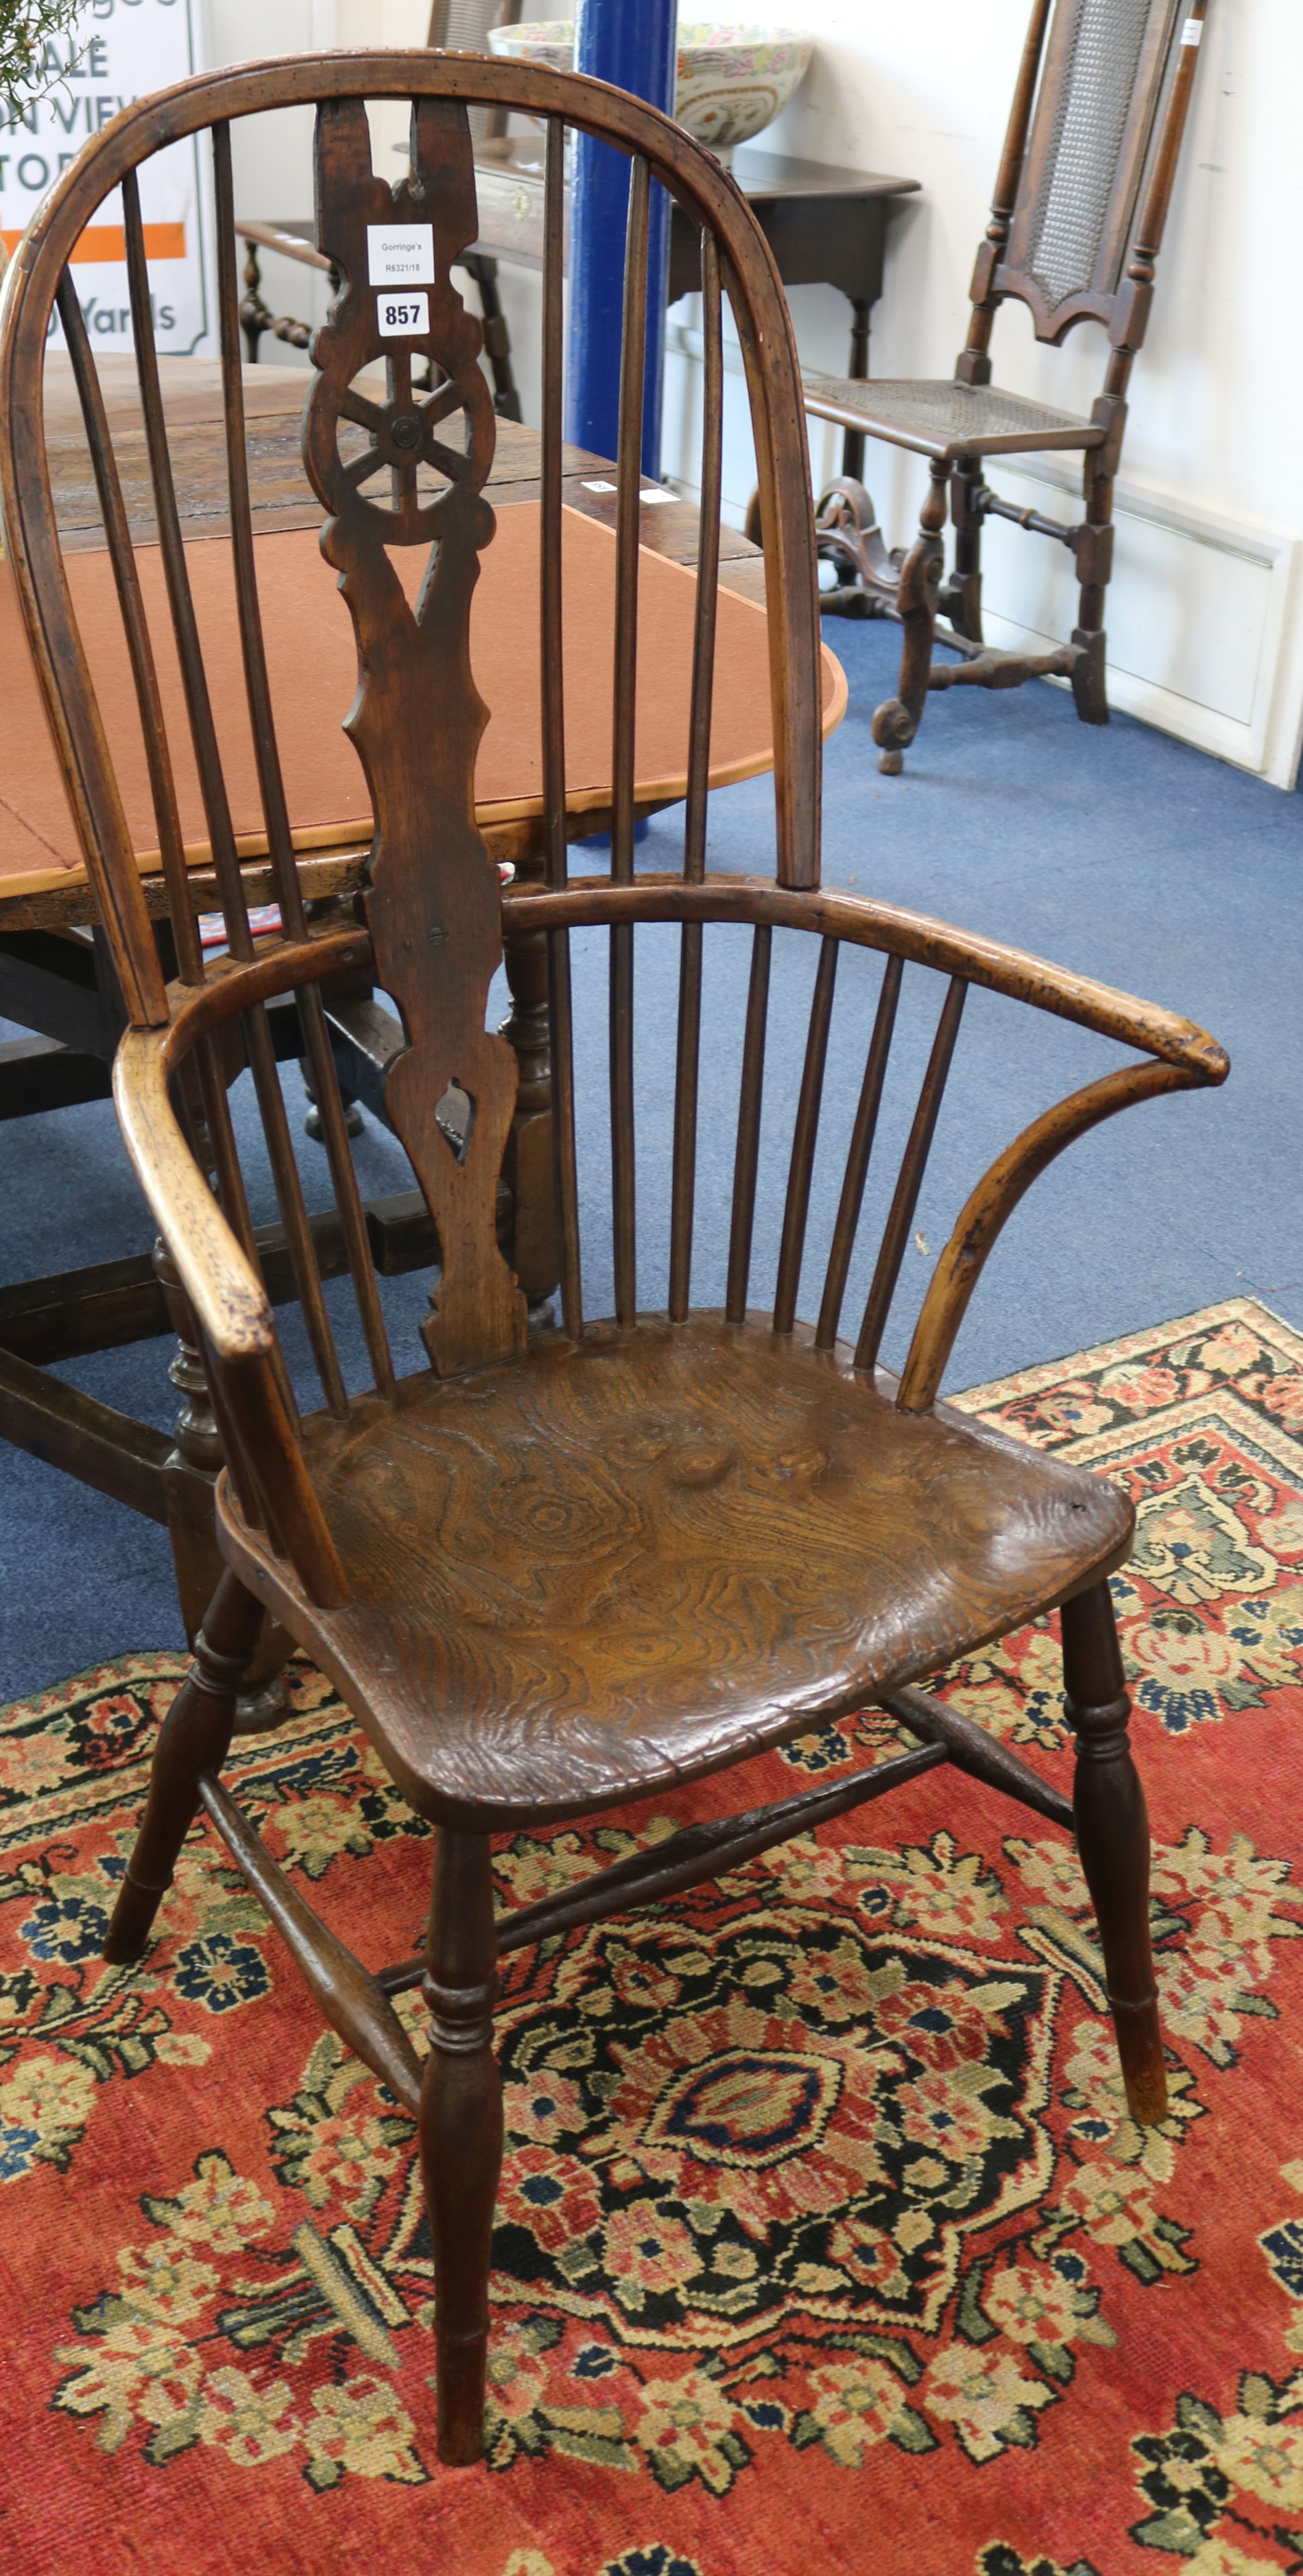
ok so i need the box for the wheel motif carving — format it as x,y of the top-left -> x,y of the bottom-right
308,358 -> 494,548
301,91 -> 495,548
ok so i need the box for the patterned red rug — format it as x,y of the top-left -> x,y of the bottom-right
3,1297 -> 1303,2576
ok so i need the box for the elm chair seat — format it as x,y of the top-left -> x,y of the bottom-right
220,1314 -> 1133,1823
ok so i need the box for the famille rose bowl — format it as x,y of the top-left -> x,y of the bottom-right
486,22 -> 813,159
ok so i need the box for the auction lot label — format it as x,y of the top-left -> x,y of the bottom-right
4,0 -> 214,356
366,224 -> 434,287
377,291 -> 429,337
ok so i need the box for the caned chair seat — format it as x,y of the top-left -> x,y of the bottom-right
217,1315 -> 1132,1824
802,374 -> 1103,464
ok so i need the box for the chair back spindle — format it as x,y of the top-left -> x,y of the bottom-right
124,170 -> 256,961
667,233 -> 725,1325
606,154 -> 653,1328
539,113 -> 583,1337
56,277 -> 204,987
725,925 -> 774,1325
773,936 -> 838,1337
815,951 -> 903,1352
855,977 -> 967,1373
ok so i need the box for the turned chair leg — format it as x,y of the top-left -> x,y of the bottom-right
1062,1581 -> 1168,2124
103,1568 -> 264,1965
871,458 -> 949,775
940,458 -> 985,643
420,1826 -> 503,2467
1070,453 -> 1112,727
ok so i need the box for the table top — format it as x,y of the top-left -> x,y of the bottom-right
1,360 -> 844,926
38,358 -> 763,591
718,147 -> 922,203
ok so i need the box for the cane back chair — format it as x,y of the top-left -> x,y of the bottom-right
0,52 -> 1227,2466
805,0 -> 1210,772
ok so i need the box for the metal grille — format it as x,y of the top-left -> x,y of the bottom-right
1028,0 -> 1153,305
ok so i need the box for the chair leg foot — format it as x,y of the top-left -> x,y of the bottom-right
1070,625 -> 1109,725
1062,1581 -> 1168,2125
103,1569 -> 264,1965
420,1827 -> 503,2468
870,458 -> 949,777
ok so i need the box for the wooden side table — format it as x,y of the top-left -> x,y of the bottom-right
239,145 -> 921,480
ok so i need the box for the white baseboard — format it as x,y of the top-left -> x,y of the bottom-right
963,456 -> 1303,789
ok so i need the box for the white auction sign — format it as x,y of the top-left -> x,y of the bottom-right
2,0 -> 214,356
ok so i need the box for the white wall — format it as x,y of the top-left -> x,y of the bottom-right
208,0 -> 1303,784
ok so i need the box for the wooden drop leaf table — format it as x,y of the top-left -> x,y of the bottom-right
0,355 -> 845,1686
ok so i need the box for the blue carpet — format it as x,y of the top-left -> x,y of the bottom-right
2,614 -> 1299,1702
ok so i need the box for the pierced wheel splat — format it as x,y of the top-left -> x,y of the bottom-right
302,93 -> 524,1379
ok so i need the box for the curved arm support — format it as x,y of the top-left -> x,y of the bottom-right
114,1027 -> 273,1364
216,1347 -> 351,1609
113,922 -> 371,1363
115,1023 -> 350,1606
895,1057 -> 1194,1414
506,876 -> 1229,1081
113,930 -> 366,1609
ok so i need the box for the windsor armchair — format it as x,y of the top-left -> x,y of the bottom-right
0,53 -> 1227,2469
805,0 -> 1210,772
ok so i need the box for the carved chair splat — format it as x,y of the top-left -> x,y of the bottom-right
0,51 -> 1227,2469
804,0 -> 1210,771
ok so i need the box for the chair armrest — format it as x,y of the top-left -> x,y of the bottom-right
113,1018 -> 350,1611
505,875 -> 1227,1412
896,1057 -> 1203,1412
113,919 -> 373,1361
507,873 -> 1229,1082
114,1025 -> 273,1363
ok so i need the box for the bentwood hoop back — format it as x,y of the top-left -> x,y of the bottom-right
0,51 -> 1226,2467
804,0 -> 1210,771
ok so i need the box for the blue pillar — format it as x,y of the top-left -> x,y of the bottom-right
566,0 -> 677,477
